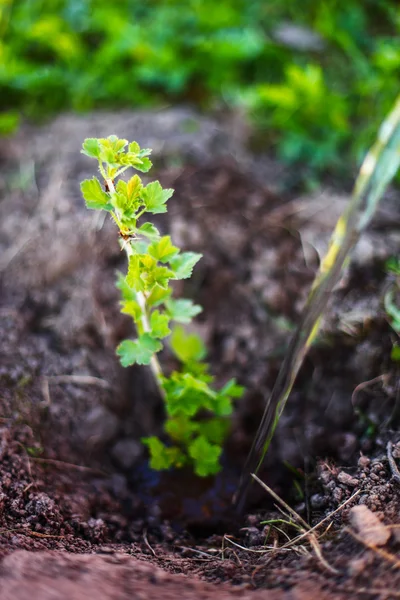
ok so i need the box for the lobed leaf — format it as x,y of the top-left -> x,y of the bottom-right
170,326 -> 206,363
133,156 -> 153,173
170,252 -> 202,279
117,334 -> 162,366
142,437 -> 186,470
149,309 -> 171,339
188,436 -> 222,477
148,235 -> 179,263
81,138 -> 101,159
147,285 -> 172,307
141,181 -> 173,213
146,265 -> 175,290
126,255 -> 145,291
80,177 -> 112,211
163,372 -> 216,417
165,298 -> 202,324
115,271 -> 136,302
219,379 -> 245,399
121,300 -> 142,322
138,222 -> 160,240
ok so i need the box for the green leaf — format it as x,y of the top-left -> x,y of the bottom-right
81,138 -> 101,159
150,310 -> 171,339
188,436 -> 222,477
391,343 -> 400,362
116,271 -> 136,302
165,298 -> 202,324
101,135 -> 128,153
134,156 -> 153,173
141,181 -> 173,213
163,372 -> 215,417
170,252 -> 202,279
80,177 -> 112,211
138,222 -> 160,239
219,379 -> 245,399
121,300 -> 142,322
128,141 -> 140,154
170,326 -> 206,363
147,266 -> 175,290
148,236 -> 179,262
197,418 -> 229,445
117,334 -> 162,366
147,285 -> 172,307
99,145 -> 116,164
126,255 -> 145,291
384,287 -> 400,333
165,416 -> 197,444
142,437 -> 173,470
386,257 -> 400,275
213,393 -> 233,417
116,175 -> 143,205
142,437 -> 186,470
127,254 -> 174,293
130,240 -> 150,255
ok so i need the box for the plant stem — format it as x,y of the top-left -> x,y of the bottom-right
105,177 -> 165,399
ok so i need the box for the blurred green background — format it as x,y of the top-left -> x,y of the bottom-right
1,0 -> 399,181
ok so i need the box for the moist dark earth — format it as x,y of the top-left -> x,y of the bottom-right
0,109 -> 400,599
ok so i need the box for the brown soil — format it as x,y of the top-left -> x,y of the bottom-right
0,110 -> 400,599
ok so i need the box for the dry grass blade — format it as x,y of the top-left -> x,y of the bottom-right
281,489 -> 361,549
235,94 -> 400,512
223,535 -> 287,554
45,375 -> 111,389
31,457 -> 108,475
252,474 -> 311,531
252,473 -> 339,574
0,528 -> 65,539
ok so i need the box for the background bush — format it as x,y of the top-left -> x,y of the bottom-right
1,0 -> 399,178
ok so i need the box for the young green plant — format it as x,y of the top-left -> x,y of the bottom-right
80,136 -> 243,477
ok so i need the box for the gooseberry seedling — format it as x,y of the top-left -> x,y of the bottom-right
80,135 -> 243,476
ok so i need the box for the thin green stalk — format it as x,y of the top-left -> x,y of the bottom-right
234,94 -> 400,512
105,177 -> 165,397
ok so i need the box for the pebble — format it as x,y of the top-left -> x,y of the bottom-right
337,471 -> 359,487
81,406 -> 120,447
358,455 -> 370,469
111,439 -> 143,470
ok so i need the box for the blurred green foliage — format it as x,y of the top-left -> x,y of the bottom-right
1,0 -> 399,176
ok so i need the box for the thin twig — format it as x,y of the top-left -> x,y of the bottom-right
351,374 -> 388,407
251,473 -> 339,574
223,535 -> 289,554
143,530 -> 157,557
281,489 -> 361,549
178,546 -> 216,559
45,375 -> 111,390
251,474 -> 311,531
40,376 -> 52,405
31,457 -> 107,475
0,528 -> 65,539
